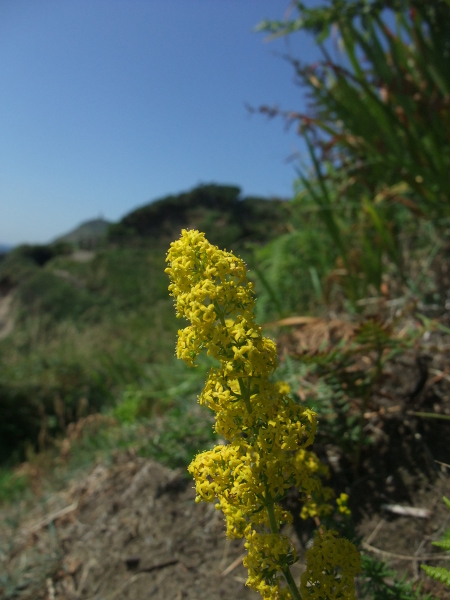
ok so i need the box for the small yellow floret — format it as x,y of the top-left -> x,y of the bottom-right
337,492 -> 352,516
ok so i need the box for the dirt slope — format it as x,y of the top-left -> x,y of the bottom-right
1,455 -> 257,600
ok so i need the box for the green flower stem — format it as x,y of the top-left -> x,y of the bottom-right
265,489 -> 303,600
241,383 -> 302,600
283,569 -> 303,600
238,378 -> 253,414
408,411 -> 450,421
213,301 -> 227,327
265,489 -> 279,534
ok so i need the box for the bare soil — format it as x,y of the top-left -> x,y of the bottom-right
1,434 -> 450,600
1,455 -> 259,600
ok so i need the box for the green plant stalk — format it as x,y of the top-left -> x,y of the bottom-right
354,387 -> 370,474
259,0 -> 450,310
241,376 -> 302,600
252,263 -> 284,318
238,378 -> 253,414
265,488 -> 303,600
408,411 -> 450,422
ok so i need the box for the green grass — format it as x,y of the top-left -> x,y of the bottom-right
0,469 -> 30,504
0,239 -> 184,462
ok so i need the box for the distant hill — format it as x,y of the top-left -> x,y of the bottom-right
54,218 -> 111,248
108,184 -> 290,249
0,182 -> 292,461
0,244 -> 12,254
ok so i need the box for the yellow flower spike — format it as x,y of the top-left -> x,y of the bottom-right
166,230 -> 360,600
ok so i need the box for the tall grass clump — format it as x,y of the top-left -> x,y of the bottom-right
255,0 -> 450,311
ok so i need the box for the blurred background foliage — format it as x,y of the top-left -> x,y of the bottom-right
255,0 -> 450,313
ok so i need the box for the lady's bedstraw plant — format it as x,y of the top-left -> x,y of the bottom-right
166,230 -> 360,600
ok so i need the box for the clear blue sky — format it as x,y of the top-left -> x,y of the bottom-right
0,1 -> 323,245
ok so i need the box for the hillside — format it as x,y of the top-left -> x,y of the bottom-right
54,218 -> 111,247
108,183 -> 290,249
0,183 -> 292,463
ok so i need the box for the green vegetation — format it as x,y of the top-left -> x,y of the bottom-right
0,469 -> 29,504
108,183 -> 290,250
276,317 -> 425,469
421,497 -> 450,588
360,555 -> 434,600
256,0 -> 450,311
54,217 -> 111,247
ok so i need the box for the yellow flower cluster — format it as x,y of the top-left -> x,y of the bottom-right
300,528 -> 361,600
244,532 -> 297,599
166,230 -> 360,600
336,492 -> 351,517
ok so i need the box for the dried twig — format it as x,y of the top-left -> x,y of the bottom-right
103,573 -> 147,600
221,554 -> 246,577
46,578 -> 55,600
137,559 -> 179,573
31,502 -> 79,532
429,367 -> 450,384
218,537 -> 231,572
76,558 -> 98,598
264,316 -> 319,328
381,504 -> 431,519
365,519 -> 385,546
362,542 -> 449,561
98,561 -> 179,600
413,538 -> 427,580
